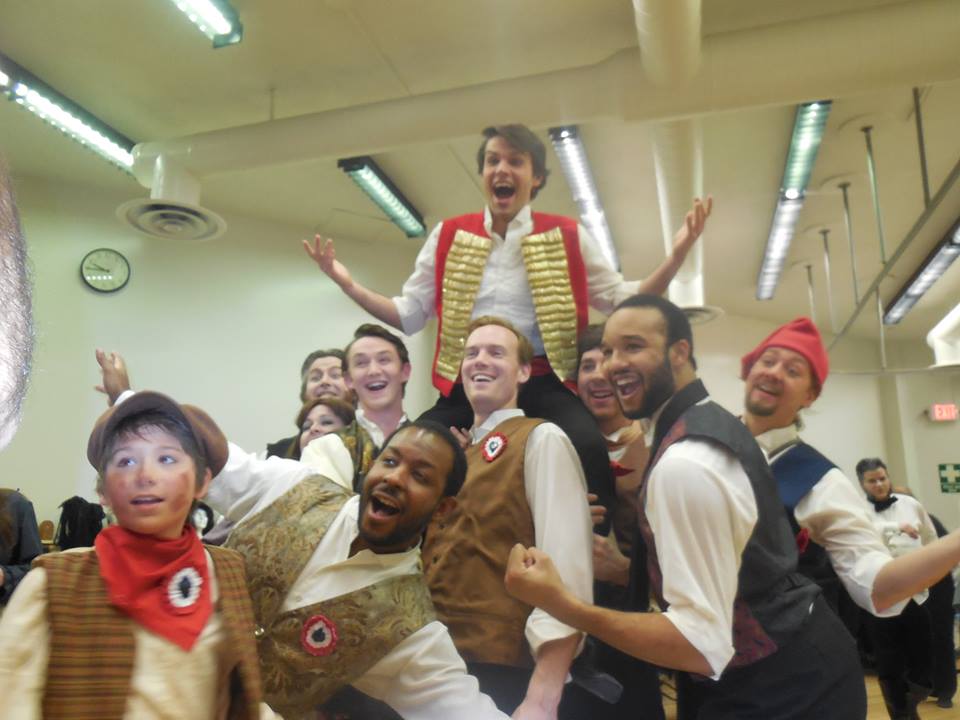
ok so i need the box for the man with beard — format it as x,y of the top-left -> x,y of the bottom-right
505,294 -> 867,719
306,124 -> 711,532
423,316 -> 594,719
572,324 -> 664,720
0,158 -> 32,453
265,348 -> 351,460
95,359 -> 509,720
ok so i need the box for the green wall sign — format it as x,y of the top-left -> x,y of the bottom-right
939,464 -> 960,494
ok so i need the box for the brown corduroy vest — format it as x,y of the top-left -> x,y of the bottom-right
423,415 -> 542,667
37,545 -> 262,720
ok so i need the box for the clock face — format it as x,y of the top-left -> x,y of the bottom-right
80,248 -> 130,293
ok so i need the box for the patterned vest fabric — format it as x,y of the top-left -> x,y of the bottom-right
636,380 -> 821,676
334,420 -> 377,493
225,475 -> 436,717
423,415 -> 542,667
38,546 -> 262,720
430,212 -> 589,395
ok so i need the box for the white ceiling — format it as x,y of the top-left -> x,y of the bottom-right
1,0 -> 959,348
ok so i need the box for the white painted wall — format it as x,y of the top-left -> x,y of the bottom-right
1,175 -> 436,524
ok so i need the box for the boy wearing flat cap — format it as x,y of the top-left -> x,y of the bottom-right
0,392 -> 274,720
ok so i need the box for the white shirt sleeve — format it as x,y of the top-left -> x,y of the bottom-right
392,222 -> 442,336
0,568 -> 48,720
794,468 -> 904,617
352,620 -> 509,720
523,423 -> 594,656
206,436 -> 353,525
646,439 -> 758,679
578,223 -> 642,313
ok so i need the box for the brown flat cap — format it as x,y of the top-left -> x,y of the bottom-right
87,391 -> 228,475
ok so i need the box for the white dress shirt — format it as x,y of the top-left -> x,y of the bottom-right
355,407 -> 408,449
469,409 -> 594,655
0,549 -> 280,720
392,206 -> 640,355
867,492 -> 938,605
755,424 -> 904,617
207,437 -> 508,720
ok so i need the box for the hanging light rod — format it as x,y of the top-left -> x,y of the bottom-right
168,0 -> 243,48
548,125 -> 619,270
338,156 -> 426,238
756,100 -> 832,300
883,218 -> 960,325
0,53 -> 135,172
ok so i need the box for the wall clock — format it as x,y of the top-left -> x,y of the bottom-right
80,248 -> 130,293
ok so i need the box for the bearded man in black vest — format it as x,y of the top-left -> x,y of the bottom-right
506,294 -> 866,719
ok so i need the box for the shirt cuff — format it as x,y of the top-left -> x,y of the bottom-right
662,607 -> 733,680
392,295 -> 428,336
525,609 -> 583,659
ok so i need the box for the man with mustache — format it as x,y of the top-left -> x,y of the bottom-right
95,357 -> 510,720
505,294 -> 866,719
306,124 -> 711,532
423,316 -> 594,719
266,348 -> 351,461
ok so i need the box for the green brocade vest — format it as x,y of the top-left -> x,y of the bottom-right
226,475 -> 436,717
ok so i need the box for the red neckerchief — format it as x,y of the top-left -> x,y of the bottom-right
95,524 -> 212,650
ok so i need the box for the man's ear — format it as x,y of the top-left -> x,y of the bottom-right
517,362 -> 532,385
669,339 -> 691,369
433,496 -> 457,519
343,370 -> 355,391
401,362 -> 412,384
195,468 -> 213,500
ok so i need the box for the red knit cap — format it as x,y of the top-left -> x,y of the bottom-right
740,317 -> 829,392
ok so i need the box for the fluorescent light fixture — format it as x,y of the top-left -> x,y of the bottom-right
548,126 -> 619,270
0,53 -> 135,172
883,220 -> 960,324
756,101 -> 832,300
338,156 -> 426,238
170,0 -> 243,47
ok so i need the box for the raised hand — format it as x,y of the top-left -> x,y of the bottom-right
94,349 -> 131,405
303,235 -> 353,290
449,426 -> 471,451
587,492 -> 607,527
593,534 -> 630,586
671,195 -> 713,263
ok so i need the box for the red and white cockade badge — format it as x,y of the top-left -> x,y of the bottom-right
301,614 -> 339,657
481,432 -> 508,462
165,566 -> 204,614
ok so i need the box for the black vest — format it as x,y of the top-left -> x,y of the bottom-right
635,380 -> 821,674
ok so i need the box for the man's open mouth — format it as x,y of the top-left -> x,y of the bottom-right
131,496 -> 163,506
366,381 -> 388,392
493,184 -> 515,199
370,493 -> 401,518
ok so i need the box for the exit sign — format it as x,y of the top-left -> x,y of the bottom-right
929,403 -> 959,422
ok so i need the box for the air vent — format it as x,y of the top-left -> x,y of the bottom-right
116,198 -> 225,241
682,305 -> 724,325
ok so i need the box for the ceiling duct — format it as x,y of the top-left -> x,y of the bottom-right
117,155 -> 225,241
927,303 -> 960,368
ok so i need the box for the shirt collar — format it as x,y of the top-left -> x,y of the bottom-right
643,401 -> 669,448
483,204 -> 533,239
471,407 -> 525,444
752,422 -> 800,459
355,407 -> 408,446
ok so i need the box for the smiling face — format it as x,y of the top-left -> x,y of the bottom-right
99,427 -> 211,540
357,427 -> 455,553
299,403 -> 347,450
481,135 -> 543,230
303,356 -> 349,402
743,346 -> 817,430
461,324 -> 531,420
861,466 -> 892,502
577,346 -> 624,425
345,336 -> 410,414
601,307 -> 678,420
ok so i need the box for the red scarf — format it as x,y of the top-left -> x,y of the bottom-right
95,525 -> 212,650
